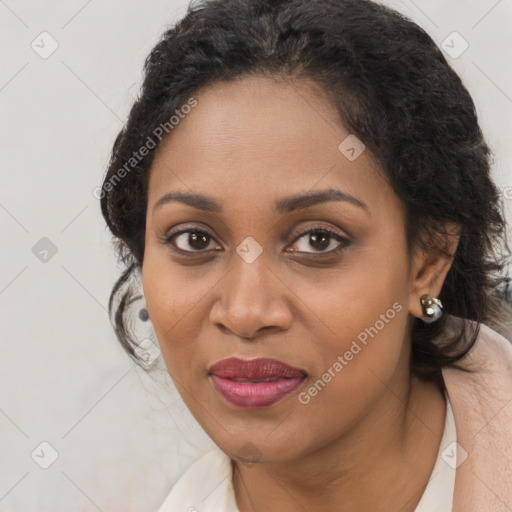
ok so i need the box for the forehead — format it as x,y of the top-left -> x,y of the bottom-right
148,75 -> 394,216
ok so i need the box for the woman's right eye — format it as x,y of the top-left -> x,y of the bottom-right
165,229 -> 222,254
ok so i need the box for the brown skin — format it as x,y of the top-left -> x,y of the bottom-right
141,75 -> 460,511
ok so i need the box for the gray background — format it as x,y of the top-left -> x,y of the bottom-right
1,1 -> 511,511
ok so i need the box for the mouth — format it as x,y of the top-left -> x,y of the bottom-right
208,357 -> 307,409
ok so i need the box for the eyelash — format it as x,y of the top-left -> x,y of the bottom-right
158,225 -> 351,257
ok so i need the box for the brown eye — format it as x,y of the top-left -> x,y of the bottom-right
288,228 -> 351,254
167,229 -> 220,253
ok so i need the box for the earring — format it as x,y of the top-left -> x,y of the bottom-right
420,294 -> 443,323
139,307 -> 150,322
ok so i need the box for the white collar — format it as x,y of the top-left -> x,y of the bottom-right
413,391 -> 457,511
157,393 -> 456,512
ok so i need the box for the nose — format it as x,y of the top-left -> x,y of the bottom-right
209,251 -> 293,340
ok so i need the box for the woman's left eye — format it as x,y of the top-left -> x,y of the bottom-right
287,228 -> 351,254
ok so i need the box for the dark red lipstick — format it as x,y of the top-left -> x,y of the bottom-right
208,357 -> 306,408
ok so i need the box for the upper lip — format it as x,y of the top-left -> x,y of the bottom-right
208,357 -> 307,380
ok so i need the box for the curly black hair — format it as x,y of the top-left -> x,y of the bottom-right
100,0 -> 512,384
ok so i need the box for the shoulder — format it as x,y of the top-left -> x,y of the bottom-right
471,321 -> 512,369
445,320 -> 512,387
442,320 -> 512,511
442,319 -> 512,431
156,448 -> 238,512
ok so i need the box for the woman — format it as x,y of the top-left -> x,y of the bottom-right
99,0 -> 512,510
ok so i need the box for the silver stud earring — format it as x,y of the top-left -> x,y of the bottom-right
420,294 -> 443,323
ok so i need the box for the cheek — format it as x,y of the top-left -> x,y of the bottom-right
298,236 -> 409,346
292,301 -> 408,450
141,251 -> 212,372
296,245 -> 410,406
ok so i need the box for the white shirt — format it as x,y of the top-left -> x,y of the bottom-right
157,393 -> 456,512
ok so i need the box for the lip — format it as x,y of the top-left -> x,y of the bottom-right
208,357 -> 307,409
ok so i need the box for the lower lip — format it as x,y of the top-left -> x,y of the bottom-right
210,374 -> 305,409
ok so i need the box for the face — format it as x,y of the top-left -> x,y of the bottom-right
142,75 -> 429,464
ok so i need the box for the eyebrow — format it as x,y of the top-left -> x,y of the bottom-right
152,188 -> 369,216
